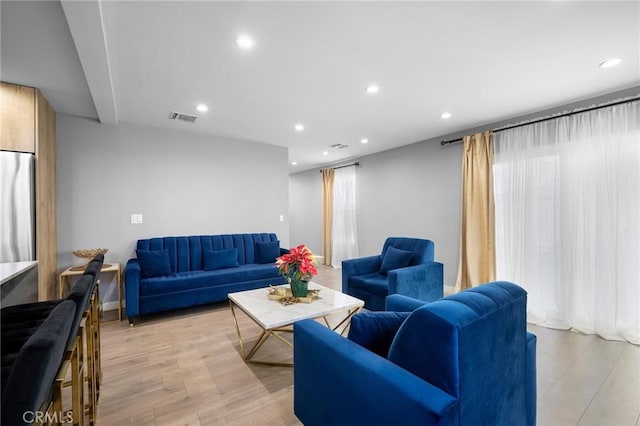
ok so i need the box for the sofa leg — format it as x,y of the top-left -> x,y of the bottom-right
128,317 -> 134,327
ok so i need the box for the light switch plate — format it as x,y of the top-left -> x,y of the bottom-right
130,214 -> 143,224
279,214 -> 284,223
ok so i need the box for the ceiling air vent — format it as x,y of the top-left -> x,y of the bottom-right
169,111 -> 198,123
329,143 -> 349,149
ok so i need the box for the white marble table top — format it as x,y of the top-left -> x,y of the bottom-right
228,282 -> 364,330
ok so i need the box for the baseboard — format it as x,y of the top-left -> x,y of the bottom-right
102,301 -> 120,312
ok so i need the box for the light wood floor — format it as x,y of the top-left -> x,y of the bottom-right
97,266 -> 639,425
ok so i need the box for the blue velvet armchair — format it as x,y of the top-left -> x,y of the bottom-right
342,237 -> 444,310
294,281 -> 537,426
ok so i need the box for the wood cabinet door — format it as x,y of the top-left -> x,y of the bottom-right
1,81 -> 36,153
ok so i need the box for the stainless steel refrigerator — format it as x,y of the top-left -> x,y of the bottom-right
0,151 -> 35,262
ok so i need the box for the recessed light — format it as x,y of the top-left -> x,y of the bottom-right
599,58 -> 622,68
196,104 -> 208,112
294,124 -> 304,132
291,161 -> 298,166
322,151 -> 329,156
365,85 -> 380,94
361,138 -> 369,144
440,112 -> 452,120
236,34 -> 255,49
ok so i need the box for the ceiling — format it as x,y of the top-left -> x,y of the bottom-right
2,1 -> 639,173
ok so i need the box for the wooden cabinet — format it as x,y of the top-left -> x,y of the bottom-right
34,88 -> 57,301
1,82 -> 36,152
1,81 -> 57,301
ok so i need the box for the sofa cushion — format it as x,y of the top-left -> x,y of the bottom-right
203,248 -> 240,271
140,264 -> 281,296
137,249 -> 172,277
348,311 -> 411,358
349,273 -> 389,297
379,246 -> 413,276
255,241 -> 280,264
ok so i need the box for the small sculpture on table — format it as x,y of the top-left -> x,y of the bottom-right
71,248 -> 110,271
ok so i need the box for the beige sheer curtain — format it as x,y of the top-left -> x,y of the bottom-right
321,168 -> 335,266
455,131 -> 496,291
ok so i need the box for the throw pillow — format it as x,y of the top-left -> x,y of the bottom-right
348,311 -> 411,358
379,246 -> 413,276
203,248 -> 240,271
136,249 -> 172,278
255,240 -> 280,264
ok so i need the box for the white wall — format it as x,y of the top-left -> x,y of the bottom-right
289,170 -> 322,254
357,141 -> 462,286
290,139 -> 462,286
57,114 -> 289,304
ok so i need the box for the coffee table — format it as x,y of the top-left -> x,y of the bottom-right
228,282 -> 364,367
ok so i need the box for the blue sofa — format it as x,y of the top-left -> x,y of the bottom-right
125,233 -> 288,324
294,281 -> 537,426
342,237 -> 444,311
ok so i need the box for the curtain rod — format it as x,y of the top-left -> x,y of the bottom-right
440,96 -> 640,146
319,162 -> 360,172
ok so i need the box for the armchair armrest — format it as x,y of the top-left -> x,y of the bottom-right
388,262 -> 443,303
385,294 -> 430,312
125,259 -> 141,318
294,319 -> 458,426
342,255 -> 381,293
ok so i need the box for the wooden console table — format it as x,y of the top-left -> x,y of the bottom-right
58,262 -> 122,321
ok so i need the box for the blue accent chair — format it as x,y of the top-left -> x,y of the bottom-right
294,281 -> 537,426
342,237 -> 444,310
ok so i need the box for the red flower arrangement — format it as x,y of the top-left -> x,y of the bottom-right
275,244 -> 318,282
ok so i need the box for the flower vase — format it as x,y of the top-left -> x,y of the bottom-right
289,278 -> 309,298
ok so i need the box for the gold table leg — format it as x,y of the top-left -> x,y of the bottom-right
229,301 -> 361,367
331,307 -> 361,335
229,300 -> 246,358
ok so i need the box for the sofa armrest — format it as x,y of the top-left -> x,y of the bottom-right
279,247 -> 290,255
388,262 -> 443,302
125,259 -> 141,318
342,255 -> 381,293
385,294 -> 430,312
294,319 -> 458,426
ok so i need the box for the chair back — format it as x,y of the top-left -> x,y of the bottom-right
382,237 -> 434,266
1,301 -> 75,426
82,254 -> 104,280
64,275 -> 94,347
388,281 -> 528,425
